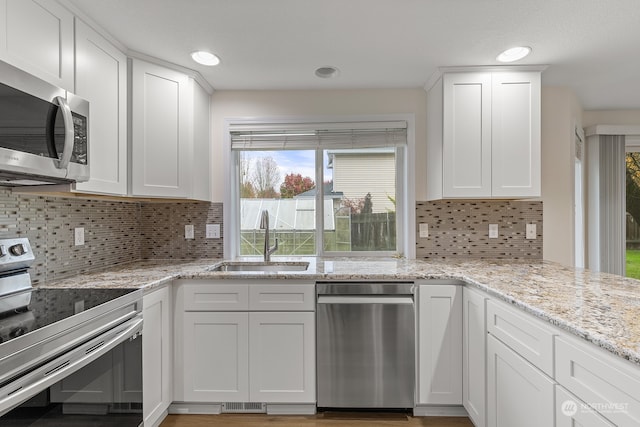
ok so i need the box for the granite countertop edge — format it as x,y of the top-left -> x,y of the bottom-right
36,258 -> 640,367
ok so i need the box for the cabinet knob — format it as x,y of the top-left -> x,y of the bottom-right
9,244 -> 27,256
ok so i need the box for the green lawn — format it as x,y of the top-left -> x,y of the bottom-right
626,249 -> 640,279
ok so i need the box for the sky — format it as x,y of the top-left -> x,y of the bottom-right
243,150 -> 332,188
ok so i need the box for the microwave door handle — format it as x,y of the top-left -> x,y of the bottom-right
53,96 -> 74,170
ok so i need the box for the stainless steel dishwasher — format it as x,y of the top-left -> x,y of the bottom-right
316,282 -> 415,409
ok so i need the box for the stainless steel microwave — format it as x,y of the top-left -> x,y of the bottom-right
0,60 -> 89,186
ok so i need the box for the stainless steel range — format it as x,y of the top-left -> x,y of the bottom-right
0,238 -> 143,426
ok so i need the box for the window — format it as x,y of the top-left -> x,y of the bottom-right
229,121 -> 407,257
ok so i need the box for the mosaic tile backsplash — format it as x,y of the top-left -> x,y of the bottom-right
415,200 -> 543,260
0,188 -> 223,284
1,187 -> 541,283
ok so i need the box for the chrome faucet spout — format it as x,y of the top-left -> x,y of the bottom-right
259,209 -> 278,262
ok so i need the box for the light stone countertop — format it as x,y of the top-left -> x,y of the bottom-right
37,257 -> 640,366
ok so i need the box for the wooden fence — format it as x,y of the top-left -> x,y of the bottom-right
350,212 -> 396,251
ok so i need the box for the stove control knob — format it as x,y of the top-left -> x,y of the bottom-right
9,243 -> 27,256
0,245 -> 6,257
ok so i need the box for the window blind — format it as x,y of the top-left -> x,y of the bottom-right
230,121 -> 407,150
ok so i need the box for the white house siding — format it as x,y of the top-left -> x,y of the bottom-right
332,152 -> 396,213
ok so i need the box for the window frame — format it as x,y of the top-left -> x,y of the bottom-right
223,115 -> 416,259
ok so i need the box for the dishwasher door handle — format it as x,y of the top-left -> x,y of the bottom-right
317,295 -> 413,305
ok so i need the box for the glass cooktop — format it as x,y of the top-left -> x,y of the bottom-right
0,287 -> 137,345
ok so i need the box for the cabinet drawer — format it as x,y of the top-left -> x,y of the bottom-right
555,335 -> 640,426
555,385 -> 615,427
249,284 -> 315,311
183,284 -> 249,311
487,299 -> 555,376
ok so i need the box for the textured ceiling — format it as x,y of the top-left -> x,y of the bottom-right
68,0 -> 640,110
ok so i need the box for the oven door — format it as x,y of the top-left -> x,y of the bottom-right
0,315 -> 143,427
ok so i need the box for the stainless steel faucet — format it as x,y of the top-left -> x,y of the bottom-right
259,209 -> 278,262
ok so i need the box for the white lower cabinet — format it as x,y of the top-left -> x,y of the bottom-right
555,385 -> 615,427
143,286 -> 173,427
249,312 -> 315,403
416,284 -> 462,406
555,335 -> 640,426
486,334 -> 554,427
463,287 -> 486,427
174,280 -> 316,410
182,311 -> 250,402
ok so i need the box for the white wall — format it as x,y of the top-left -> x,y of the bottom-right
211,86 -> 591,266
210,89 -> 427,202
583,110 -> 640,128
541,86 -> 583,267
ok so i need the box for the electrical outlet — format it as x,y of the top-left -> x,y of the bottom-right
206,224 -> 221,239
419,223 -> 429,238
184,224 -> 194,239
74,227 -> 85,246
526,223 -> 537,239
488,224 -> 499,239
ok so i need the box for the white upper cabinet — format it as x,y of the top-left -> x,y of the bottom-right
427,69 -> 541,200
130,59 -> 211,200
442,72 -> 492,198
130,59 -> 191,198
491,72 -> 541,198
73,19 -> 128,195
0,0 -> 74,90
190,78 -> 211,201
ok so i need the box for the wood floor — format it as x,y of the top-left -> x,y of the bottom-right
160,413 -> 474,426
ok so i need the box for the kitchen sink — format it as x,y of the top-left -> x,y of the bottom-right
210,261 -> 310,272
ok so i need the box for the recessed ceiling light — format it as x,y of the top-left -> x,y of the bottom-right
496,46 -> 532,63
315,66 -> 340,78
191,51 -> 220,66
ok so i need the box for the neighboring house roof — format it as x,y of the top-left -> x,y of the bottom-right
295,181 -> 343,199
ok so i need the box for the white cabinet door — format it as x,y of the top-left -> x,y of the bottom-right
130,59 -> 191,198
143,287 -> 172,426
442,72 -> 492,198
417,284 -> 462,404
190,78 -> 211,201
487,334 -> 554,427
491,72 -> 541,198
463,287 -> 486,427
248,312 -> 315,403
0,0 -> 73,90
182,312 -> 249,402
74,19 -> 128,195
556,385 -> 615,427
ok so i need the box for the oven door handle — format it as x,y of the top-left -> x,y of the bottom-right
317,295 -> 414,305
0,316 -> 143,417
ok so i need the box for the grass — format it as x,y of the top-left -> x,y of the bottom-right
626,249 -> 640,279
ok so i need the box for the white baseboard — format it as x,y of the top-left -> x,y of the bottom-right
145,409 -> 168,427
266,403 -> 317,415
168,402 -> 222,414
168,402 -> 316,416
413,405 -> 469,417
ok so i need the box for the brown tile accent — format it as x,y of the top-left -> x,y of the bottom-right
416,200 -> 543,260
